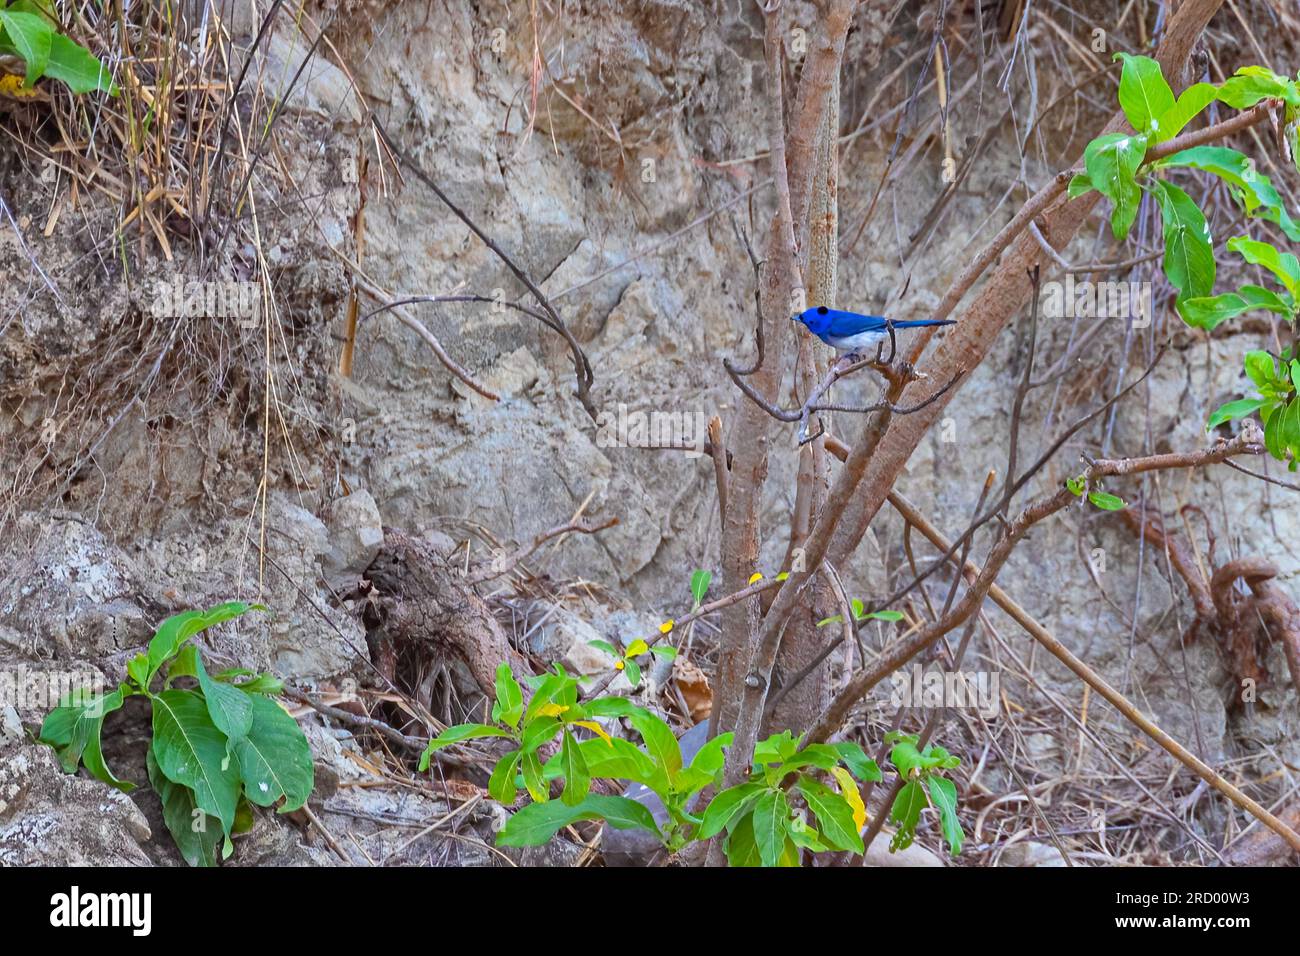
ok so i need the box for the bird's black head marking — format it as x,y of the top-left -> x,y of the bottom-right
817,306 -> 828,315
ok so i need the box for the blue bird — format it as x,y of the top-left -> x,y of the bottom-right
793,306 -> 954,357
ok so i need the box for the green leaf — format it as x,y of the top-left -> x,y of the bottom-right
890,739 -> 926,777
832,740 -> 883,782
520,716 -> 561,755
862,609 -> 904,622
1227,236 -> 1300,299
1154,148 -> 1300,242
419,722 -> 512,771
1267,395 -> 1300,468
193,650 -> 253,746
1083,132 -> 1147,238
126,653 -> 151,691
1150,179 -> 1215,305
684,731 -> 732,779
1066,475 -> 1086,496
722,810 -> 763,866
796,775 -> 864,853
144,602 -> 264,689
231,673 -> 284,696
1067,173 -> 1094,199
0,10 -> 51,86
752,789 -> 791,867
521,750 -> 547,801
754,729 -> 801,766
1246,350 -> 1281,390
559,731 -> 590,806
493,662 -> 524,729
1152,82 -> 1219,142
233,795 -> 255,834
496,794 -> 661,847
697,781 -> 764,839
628,710 -> 681,781
1208,397 -> 1267,430
571,736 -> 660,788
624,638 -> 649,658
690,569 -> 712,605
1180,285 -> 1294,330
41,31 -> 116,95
890,780 -> 927,852
587,639 -> 618,656
40,685 -> 133,791
788,813 -> 829,853
523,670 -> 578,723
1088,490 -> 1126,511
622,659 -> 642,687
232,694 -> 313,812
581,696 -> 650,719
146,748 -> 221,867
150,689 -> 241,839
488,750 -> 521,804
1218,66 -> 1298,109
1114,53 -> 1174,134
649,645 -> 677,660
925,776 -> 964,856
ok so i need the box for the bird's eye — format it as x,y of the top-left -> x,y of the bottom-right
817,306 -> 828,315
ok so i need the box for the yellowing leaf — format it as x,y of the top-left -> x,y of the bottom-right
659,620 -> 674,634
0,73 -> 45,99
748,572 -> 763,584
831,766 -> 867,831
572,720 -> 612,745
625,639 -> 649,657
776,572 -> 789,581
535,703 -> 570,717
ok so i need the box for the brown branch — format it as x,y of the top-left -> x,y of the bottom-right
823,0 -> 1256,573
370,119 -> 598,420
803,433 -> 1300,855
465,518 -> 619,586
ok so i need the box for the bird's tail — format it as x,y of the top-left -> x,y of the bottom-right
891,319 -> 956,328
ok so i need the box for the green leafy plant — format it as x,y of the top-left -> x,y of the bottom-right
1208,348 -> 1300,467
884,732 -> 964,856
587,636 -> 676,688
39,601 -> 313,866
420,663 -> 962,866
699,729 -> 882,865
816,599 -> 905,629
0,0 -> 117,94
1065,474 -> 1128,511
1071,56 -> 1300,469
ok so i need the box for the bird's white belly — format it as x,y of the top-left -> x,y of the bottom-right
825,329 -> 889,352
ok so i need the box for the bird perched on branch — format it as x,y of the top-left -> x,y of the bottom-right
794,306 -> 954,360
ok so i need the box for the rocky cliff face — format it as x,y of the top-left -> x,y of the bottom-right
1,0 -> 1297,865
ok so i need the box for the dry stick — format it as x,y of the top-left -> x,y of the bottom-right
825,18 -> 1269,573
369,121 -> 597,420
465,517 -> 618,585
833,477 -> 1300,855
349,272 -> 499,401
707,416 -> 729,525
